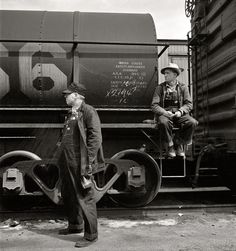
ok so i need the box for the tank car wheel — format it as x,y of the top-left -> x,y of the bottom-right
0,151 -> 42,210
0,150 -> 41,167
105,149 -> 161,208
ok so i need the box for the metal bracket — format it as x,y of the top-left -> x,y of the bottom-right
0,158 -> 141,205
0,159 -> 62,204
92,159 -> 140,203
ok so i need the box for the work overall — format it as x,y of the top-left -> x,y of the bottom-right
159,84 -> 194,145
59,112 -> 98,241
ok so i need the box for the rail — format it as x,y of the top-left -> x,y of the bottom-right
0,123 -> 156,129
0,39 -> 169,59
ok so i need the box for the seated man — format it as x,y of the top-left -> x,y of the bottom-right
151,63 -> 198,158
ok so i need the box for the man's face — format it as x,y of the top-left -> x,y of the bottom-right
64,92 -> 83,106
64,92 -> 76,106
164,69 -> 177,83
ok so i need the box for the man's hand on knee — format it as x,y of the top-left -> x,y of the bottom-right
164,111 -> 174,118
173,111 -> 182,118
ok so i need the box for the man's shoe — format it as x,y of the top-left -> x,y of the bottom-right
58,228 -> 83,235
167,145 -> 176,158
176,145 -> 185,157
75,237 -> 98,248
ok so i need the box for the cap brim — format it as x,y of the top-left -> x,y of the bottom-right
161,67 -> 180,76
62,89 -> 72,94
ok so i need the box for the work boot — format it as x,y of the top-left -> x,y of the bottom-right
75,237 -> 98,248
167,145 -> 176,158
176,145 -> 185,157
58,228 -> 83,235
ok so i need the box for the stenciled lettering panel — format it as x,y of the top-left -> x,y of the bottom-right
78,45 -> 158,108
106,61 -> 147,104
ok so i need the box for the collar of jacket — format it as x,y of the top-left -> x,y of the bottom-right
162,81 -> 182,93
164,80 -> 179,88
70,101 -> 85,119
76,102 -> 88,148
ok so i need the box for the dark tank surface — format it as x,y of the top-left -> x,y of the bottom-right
0,10 -> 158,108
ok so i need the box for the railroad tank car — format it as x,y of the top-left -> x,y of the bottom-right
0,10 -> 162,209
186,0 -> 236,191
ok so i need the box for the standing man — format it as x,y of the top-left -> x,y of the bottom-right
151,63 -> 198,158
58,82 -> 104,248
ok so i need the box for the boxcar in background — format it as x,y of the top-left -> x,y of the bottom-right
186,0 -> 236,191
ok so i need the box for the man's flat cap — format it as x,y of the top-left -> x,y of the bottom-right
62,82 -> 86,96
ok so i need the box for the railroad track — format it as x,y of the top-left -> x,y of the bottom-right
0,187 -> 235,220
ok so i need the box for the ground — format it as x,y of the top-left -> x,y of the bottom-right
0,211 -> 236,251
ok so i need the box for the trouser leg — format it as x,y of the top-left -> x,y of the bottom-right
174,114 -> 198,145
59,148 -> 83,230
61,178 -> 83,230
65,161 -> 98,240
157,115 -> 174,146
81,188 -> 98,240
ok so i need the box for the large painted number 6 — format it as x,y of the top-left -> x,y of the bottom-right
19,43 -> 67,102
0,43 -> 10,99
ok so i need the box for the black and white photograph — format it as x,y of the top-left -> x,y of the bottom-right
0,0 -> 236,250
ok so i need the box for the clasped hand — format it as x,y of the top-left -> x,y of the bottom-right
164,110 -> 182,118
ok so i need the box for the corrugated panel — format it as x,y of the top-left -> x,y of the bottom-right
191,0 -> 236,150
